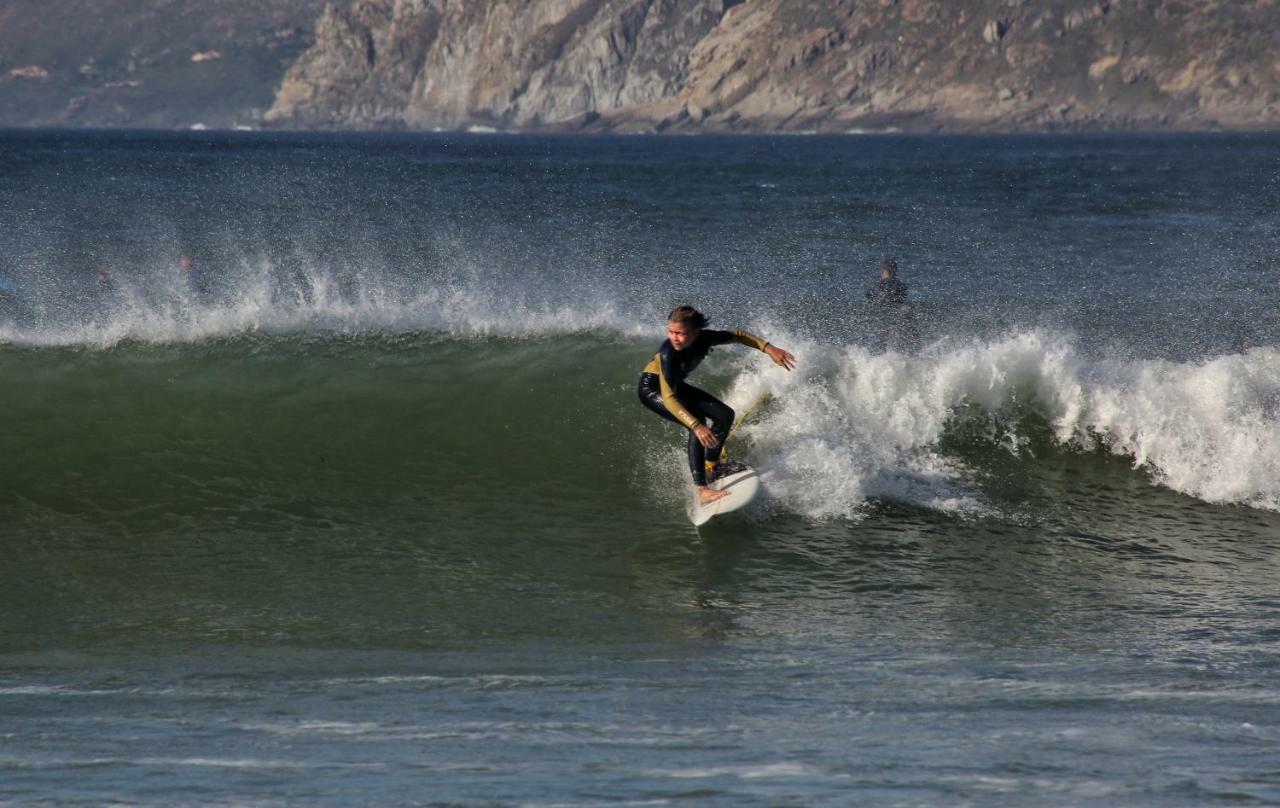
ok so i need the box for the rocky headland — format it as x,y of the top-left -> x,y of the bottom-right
4,0 -> 1279,132
266,0 -> 1280,132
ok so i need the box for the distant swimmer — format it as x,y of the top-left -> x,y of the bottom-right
638,305 -> 795,506
865,256 -> 909,308
179,253 -> 207,298
96,259 -> 116,295
865,256 -> 920,353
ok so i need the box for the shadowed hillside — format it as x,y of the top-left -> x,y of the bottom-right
0,0 -> 324,128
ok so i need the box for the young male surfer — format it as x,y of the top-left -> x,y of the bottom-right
638,306 -> 796,506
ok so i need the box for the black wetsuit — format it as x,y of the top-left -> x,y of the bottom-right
865,277 -> 910,308
637,328 -> 768,486
865,276 -> 919,353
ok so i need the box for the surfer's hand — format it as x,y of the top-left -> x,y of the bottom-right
694,424 -> 719,448
767,345 -> 796,371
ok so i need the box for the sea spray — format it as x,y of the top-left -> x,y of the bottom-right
726,331 -> 1280,516
0,253 -> 646,348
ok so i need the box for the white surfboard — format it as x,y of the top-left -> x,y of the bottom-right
688,466 -> 761,526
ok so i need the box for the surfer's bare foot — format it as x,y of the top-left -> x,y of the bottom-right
696,486 -> 731,506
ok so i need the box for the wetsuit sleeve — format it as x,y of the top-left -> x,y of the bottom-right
703,329 -> 770,352
729,329 -> 770,352
658,349 -> 702,430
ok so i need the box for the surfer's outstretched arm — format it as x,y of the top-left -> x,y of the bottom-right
718,328 -> 797,371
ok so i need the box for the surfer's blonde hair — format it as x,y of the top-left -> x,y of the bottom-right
667,305 -> 709,329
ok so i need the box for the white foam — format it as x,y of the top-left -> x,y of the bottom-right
720,331 -> 993,519
1069,347 -> 1280,509
0,685 -> 117,696
651,762 -> 819,779
244,720 -> 384,737
713,329 -> 1280,517
135,756 -> 386,770
0,257 -> 651,348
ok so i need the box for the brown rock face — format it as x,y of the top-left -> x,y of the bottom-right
3,0 -> 1278,131
268,0 -> 442,128
266,0 -> 725,129
267,0 -> 1280,132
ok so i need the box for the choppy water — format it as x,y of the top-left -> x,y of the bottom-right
2,129 -> 1279,805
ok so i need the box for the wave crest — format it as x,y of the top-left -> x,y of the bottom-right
0,258 -> 645,347
724,331 -> 1280,516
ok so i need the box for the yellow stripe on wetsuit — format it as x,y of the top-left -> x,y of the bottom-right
641,329 -> 769,430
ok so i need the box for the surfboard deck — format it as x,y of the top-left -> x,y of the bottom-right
688,466 -> 760,526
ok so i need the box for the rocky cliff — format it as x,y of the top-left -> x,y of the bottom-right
3,0 -> 1278,132
267,0 -> 728,129
266,0 -> 1280,132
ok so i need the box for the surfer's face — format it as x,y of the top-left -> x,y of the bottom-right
667,320 -> 698,350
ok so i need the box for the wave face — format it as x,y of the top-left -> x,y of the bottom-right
3,330 -> 1278,568
2,133 -> 1280,534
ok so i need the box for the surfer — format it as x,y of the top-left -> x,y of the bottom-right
865,256 -> 920,353
638,306 -> 795,506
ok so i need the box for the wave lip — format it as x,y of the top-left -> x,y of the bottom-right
730,330 -> 1280,516
0,261 -> 647,348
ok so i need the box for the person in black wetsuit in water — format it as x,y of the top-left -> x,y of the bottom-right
638,305 -> 796,506
865,256 -> 920,353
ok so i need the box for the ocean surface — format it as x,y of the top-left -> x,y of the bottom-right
2,129 -> 1279,805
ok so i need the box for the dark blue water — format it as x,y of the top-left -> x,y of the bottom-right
2,129 -> 1279,805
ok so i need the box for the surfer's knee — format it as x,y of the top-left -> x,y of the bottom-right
713,403 -> 734,432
